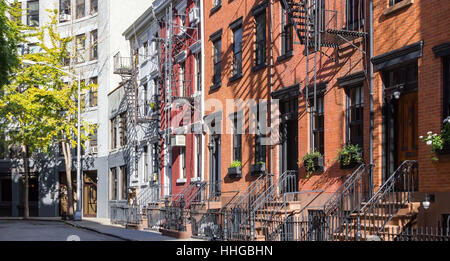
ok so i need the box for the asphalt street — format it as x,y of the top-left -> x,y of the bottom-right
0,220 -> 123,241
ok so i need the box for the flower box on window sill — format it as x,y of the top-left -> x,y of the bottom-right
227,167 -> 242,178
436,142 -> 450,155
339,152 -> 363,169
250,164 -> 266,175
340,159 -> 362,169
304,156 -> 325,173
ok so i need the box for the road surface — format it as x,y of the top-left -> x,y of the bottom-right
0,220 -> 123,241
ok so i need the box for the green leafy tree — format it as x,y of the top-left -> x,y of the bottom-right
0,1 -> 22,87
0,10 -> 95,219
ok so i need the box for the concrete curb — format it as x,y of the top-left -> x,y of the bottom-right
63,221 -> 134,241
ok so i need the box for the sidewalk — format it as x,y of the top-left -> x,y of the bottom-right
64,218 -> 204,241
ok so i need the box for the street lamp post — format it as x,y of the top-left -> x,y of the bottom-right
22,60 -> 83,221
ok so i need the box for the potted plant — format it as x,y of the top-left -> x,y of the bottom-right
250,161 -> 266,175
336,144 -> 363,169
149,101 -> 157,111
228,161 -> 242,177
420,117 -> 450,160
302,150 -> 324,178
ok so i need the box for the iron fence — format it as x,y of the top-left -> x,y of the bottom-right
110,201 -> 142,226
146,207 -> 164,231
385,226 -> 450,241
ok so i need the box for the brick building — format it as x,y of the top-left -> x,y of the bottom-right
203,0 -> 272,196
371,0 -> 450,227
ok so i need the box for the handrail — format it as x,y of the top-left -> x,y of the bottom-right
322,163 -> 367,214
357,160 -> 418,240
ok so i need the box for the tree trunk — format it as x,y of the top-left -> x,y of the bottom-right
61,140 -> 74,219
22,144 -> 29,219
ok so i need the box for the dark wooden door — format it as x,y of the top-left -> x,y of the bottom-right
397,92 -> 418,165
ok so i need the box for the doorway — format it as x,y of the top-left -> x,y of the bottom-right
83,171 -> 97,217
209,134 -> 221,198
383,62 -> 418,180
279,98 -> 298,192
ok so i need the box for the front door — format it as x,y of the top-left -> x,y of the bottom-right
209,135 -> 221,198
83,171 -> 97,217
279,98 -> 298,192
396,92 -> 418,165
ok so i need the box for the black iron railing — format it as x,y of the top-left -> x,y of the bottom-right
322,163 -> 370,240
357,160 -> 418,240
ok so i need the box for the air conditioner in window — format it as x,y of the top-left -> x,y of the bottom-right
189,8 -> 199,25
89,146 -> 98,154
59,14 -> 71,22
171,135 -> 186,147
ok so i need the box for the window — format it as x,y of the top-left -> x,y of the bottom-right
195,134 -> 201,178
143,41 -> 149,60
60,0 -> 71,16
119,113 -> 127,147
232,114 -> 242,162
90,0 -> 98,14
143,146 -> 149,183
347,85 -> 364,148
90,125 -> 98,148
180,147 -> 186,179
76,34 -> 85,64
88,77 -> 98,107
120,166 -> 128,200
281,4 -> 293,55
232,25 -> 243,77
444,56 -> 450,120
346,0 -> 364,30
212,38 -> 222,87
111,118 -> 117,149
255,104 -> 266,164
152,143 -> 159,177
27,0 -> 39,27
255,11 -> 266,67
90,30 -> 98,60
389,0 -> 403,6
143,83 -> 148,115
179,62 -> 185,97
195,53 -> 201,92
110,168 -> 117,200
311,95 -> 325,155
0,176 -> 12,202
76,0 -> 85,19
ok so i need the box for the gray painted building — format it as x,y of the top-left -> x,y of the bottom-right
0,0 -> 152,219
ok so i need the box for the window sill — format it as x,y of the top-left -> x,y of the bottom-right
176,178 -> 187,184
191,177 -> 201,183
383,0 -> 414,16
252,63 -> 267,72
229,73 -> 243,82
277,51 -> 294,63
210,4 -> 222,15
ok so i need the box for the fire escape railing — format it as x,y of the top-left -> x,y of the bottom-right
357,160 -> 418,240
